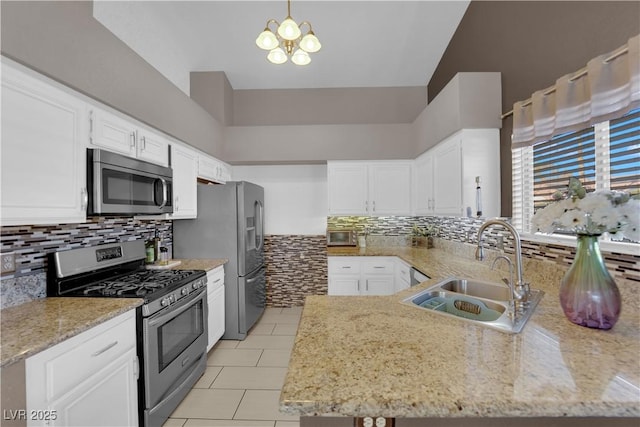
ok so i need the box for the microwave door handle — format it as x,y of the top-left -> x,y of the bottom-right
157,177 -> 168,208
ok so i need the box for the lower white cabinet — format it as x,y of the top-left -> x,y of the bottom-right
395,258 -> 411,292
25,310 -> 138,427
206,266 -> 225,352
328,257 -> 397,296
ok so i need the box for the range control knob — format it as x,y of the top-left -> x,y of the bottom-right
169,294 -> 175,303
161,298 -> 169,307
181,287 -> 188,296
192,282 -> 199,290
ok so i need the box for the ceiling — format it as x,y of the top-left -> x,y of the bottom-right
93,1 -> 469,95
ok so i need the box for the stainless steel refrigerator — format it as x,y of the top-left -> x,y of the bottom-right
173,181 -> 265,340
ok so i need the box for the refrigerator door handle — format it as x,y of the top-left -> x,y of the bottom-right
255,200 -> 264,251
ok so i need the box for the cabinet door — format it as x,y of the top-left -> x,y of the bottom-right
328,276 -> 360,296
369,163 -> 412,215
362,275 -> 395,296
208,285 -> 225,351
170,144 -> 198,219
47,349 -> 138,427
90,109 -> 137,158
413,153 -> 434,215
327,163 -> 368,215
137,128 -> 169,167
433,138 -> 462,216
1,60 -> 87,225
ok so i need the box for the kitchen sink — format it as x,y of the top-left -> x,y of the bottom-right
401,277 -> 544,334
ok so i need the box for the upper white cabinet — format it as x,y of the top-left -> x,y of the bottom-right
90,108 -> 169,167
169,143 -> 198,219
328,161 -> 412,216
26,310 -> 138,427
1,59 -> 88,226
198,154 -> 231,184
414,129 -> 501,218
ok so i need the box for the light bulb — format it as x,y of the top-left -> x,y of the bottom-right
267,48 -> 288,64
291,49 -> 311,66
256,29 -> 278,50
300,33 -> 321,53
277,17 -> 301,41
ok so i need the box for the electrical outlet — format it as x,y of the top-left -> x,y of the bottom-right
1,252 -> 16,274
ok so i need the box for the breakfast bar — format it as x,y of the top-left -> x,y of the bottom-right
280,247 -> 640,426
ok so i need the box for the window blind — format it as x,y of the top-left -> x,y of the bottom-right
532,127 -> 596,209
608,109 -> 640,196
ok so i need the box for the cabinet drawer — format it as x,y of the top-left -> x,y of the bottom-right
396,260 -> 411,283
328,257 -> 361,274
362,259 -> 395,275
207,266 -> 225,292
29,311 -> 136,401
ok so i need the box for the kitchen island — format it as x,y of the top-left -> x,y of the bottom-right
280,246 -> 640,426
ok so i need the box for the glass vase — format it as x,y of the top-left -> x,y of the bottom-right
559,234 -> 621,330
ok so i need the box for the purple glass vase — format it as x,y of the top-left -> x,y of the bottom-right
559,234 -> 621,330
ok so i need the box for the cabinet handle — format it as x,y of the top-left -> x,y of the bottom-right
130,131 -> 136,149
141,136 -> 146,151
213,278 -> 222,283
373,266 -> 385,269
365,200 -> 368,211
92,341 -> 118,357
341,266 -> 351,269
366,279 -> 369,291
373,201 -> 376,212
357,280 -> 360,291
89,110 -> 94,143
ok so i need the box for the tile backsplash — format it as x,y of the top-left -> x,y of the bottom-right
1,217 -> 172,308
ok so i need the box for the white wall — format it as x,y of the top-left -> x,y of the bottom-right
232,165 -> 328,235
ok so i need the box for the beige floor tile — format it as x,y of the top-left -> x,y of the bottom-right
215,339 -> 240,349
193,366 -> 223,388
207,348 -> 263,367
272,323 -> 299,336
275,422 -> 300,427
170,388 -> 244,419
259,312 -> 301,325
280,306 -> 303,316
264,307 -> 283,315
184,420 -> 274,427
235,390 -> 299,421
236,335 -> 295,350
257,350 -> 292,367
250,322 -> 276,335
212,366 -> 288,390
162,418 -> 186,427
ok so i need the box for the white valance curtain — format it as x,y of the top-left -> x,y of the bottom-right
512,34 -> 640,147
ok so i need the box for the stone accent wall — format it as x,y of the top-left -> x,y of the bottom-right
0,218 -> 172,308
264,235 -> 327,307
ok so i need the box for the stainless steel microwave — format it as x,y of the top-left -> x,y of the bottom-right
326,229 -> 357,246
87,148 -> 173,216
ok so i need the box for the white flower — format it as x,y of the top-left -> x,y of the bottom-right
590,206 -> 622,230
559,209 -> 587,229
576,192 -> 611,212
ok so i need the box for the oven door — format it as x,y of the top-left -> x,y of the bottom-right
142,288 -> 208,415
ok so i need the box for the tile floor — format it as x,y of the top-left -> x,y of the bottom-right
163,306 -> 303,427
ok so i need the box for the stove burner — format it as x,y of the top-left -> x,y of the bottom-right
79,269 -> 204,298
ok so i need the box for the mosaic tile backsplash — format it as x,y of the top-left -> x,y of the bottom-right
1,217 -> 172,308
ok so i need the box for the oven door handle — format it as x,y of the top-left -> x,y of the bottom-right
147,288 -> 205,327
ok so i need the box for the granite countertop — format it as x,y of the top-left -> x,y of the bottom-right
280,246 -> 640,418
171,258 -> 227,271
0,298 -> 142,367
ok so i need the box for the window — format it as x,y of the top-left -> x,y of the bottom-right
512,109 -> 640,250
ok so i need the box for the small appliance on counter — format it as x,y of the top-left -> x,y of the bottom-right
326,229 -> 357,247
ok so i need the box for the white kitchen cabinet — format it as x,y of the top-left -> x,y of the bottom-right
26,310 -> 138,427
206,266 -> 225,352
198,154 -> 231,184
89,108 -> 169,167
414,129 -> 501,218
328,257 -> 396,296
1,58 -> 88,226
395,258 -> 411,292
169,143 -> 198,219
327,161 -> 412,216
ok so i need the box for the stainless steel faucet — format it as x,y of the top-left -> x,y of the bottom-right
476,219 -> 530,309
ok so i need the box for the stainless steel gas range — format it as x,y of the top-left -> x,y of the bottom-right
47,240 -> 207,427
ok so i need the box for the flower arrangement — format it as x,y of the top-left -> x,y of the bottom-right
531,177 -> 640,242
411,224 -> 436,237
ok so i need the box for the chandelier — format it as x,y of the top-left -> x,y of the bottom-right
255,0 -> 321,65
